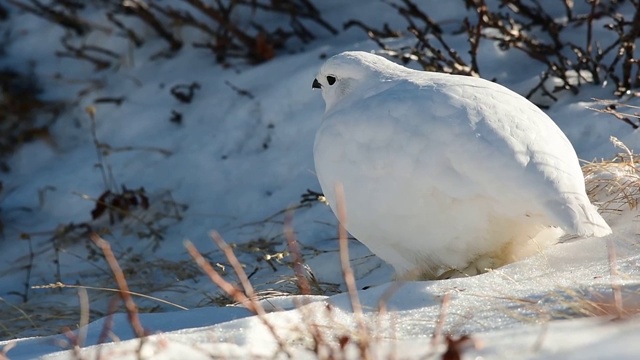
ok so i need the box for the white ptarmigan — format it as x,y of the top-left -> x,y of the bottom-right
312,51 -> 611,280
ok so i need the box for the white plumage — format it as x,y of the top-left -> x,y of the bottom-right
312,51 -> 611,280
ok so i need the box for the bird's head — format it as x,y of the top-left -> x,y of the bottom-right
312,51 -> 406,113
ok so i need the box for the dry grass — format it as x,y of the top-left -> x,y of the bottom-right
582,137 -> 640,216
0,199 -> 343,340
550,286 -> 640,319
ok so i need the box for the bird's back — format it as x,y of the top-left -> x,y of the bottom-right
316,70 -> 611,238
313,51 -> 611,277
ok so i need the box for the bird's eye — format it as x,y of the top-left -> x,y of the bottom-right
326,75 -> 336,85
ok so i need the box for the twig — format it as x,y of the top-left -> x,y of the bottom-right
0,341 -> 16,360
97,296 -> 121,345
284,210 -> 311,295
122,0 -> 182,51
182,0 -> 268,61
60,327 -> 83,358
184,240 -> 253,308
376,281 -> 404,351
224,80 -> 254,99
22,236 -> 35,302
531,317 -> 550,352
376,281 -> 404,315
32,281 -> 188,310
587,101 -> 640,129
77,287 -> 89,348
185,237 -> 293,358
90,233 -> 147,339
334,183 -> 371,359
210,231 -> 263,307
106,12 -> 144,47
432,292 -> 451,346
85,106 -> 117,192
97,143 -> 173,157
6,0 -> 93,35
607,238 -> 624,319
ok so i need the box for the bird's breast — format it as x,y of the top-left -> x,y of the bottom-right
314,115 -> 429,218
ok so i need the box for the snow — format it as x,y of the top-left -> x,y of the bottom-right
1,1 -> 639,359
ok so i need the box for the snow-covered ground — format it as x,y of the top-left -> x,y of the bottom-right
1,1 -> 639,359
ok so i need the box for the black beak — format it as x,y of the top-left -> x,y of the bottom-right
312,78 -> 322,89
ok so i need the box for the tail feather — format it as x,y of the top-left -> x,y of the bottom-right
547,196 -> 612,237
577,202 -> 612,237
